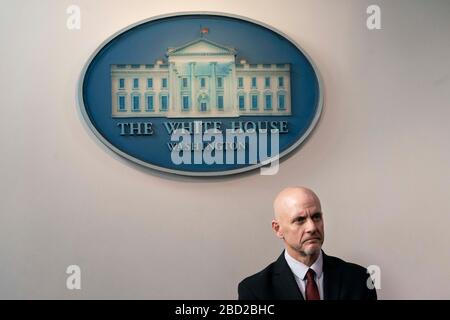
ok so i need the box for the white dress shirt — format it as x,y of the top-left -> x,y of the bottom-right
284,250 -> 324,300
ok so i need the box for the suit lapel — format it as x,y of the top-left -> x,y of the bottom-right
273,252 -> 304,300
322,251 -> 342,300
272,250 -> 343,300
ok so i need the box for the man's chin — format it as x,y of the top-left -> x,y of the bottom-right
303,245 -> 321,256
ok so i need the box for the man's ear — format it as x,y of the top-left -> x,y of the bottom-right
272,220 -> 283,239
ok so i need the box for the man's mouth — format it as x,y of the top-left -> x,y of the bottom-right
304,238 -> 320,243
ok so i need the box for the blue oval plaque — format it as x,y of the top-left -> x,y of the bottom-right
79,13 -> 322,176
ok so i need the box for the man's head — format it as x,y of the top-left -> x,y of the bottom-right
272,187 -> 324,262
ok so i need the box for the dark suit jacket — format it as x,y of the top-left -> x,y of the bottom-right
238,251 -> 377,300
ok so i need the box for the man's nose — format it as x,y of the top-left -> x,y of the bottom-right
305,218 -> 318,233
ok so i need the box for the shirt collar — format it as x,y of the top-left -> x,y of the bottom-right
284,249 -> 323,280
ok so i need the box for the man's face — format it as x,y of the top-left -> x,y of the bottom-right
273,192 -> 324,257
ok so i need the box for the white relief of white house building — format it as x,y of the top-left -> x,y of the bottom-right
111,37 -> 292,118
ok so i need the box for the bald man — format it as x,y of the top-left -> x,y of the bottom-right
238,187 -> 377,300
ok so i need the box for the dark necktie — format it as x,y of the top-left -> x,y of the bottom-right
305,269 -> 320,300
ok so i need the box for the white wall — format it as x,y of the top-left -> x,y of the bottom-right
1,0 -> 449,299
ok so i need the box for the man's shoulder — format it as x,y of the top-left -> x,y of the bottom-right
325,254 -> 371,279
238,256 -> 285,300
238,251 -> 376,300
239,259 -> 279,287
324,253 -> 377,299
239,252 -> 370,284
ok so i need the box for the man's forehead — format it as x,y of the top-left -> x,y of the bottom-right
287,200 -> 321,215
284,193 -> 320,208
273,186 -> 322,219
